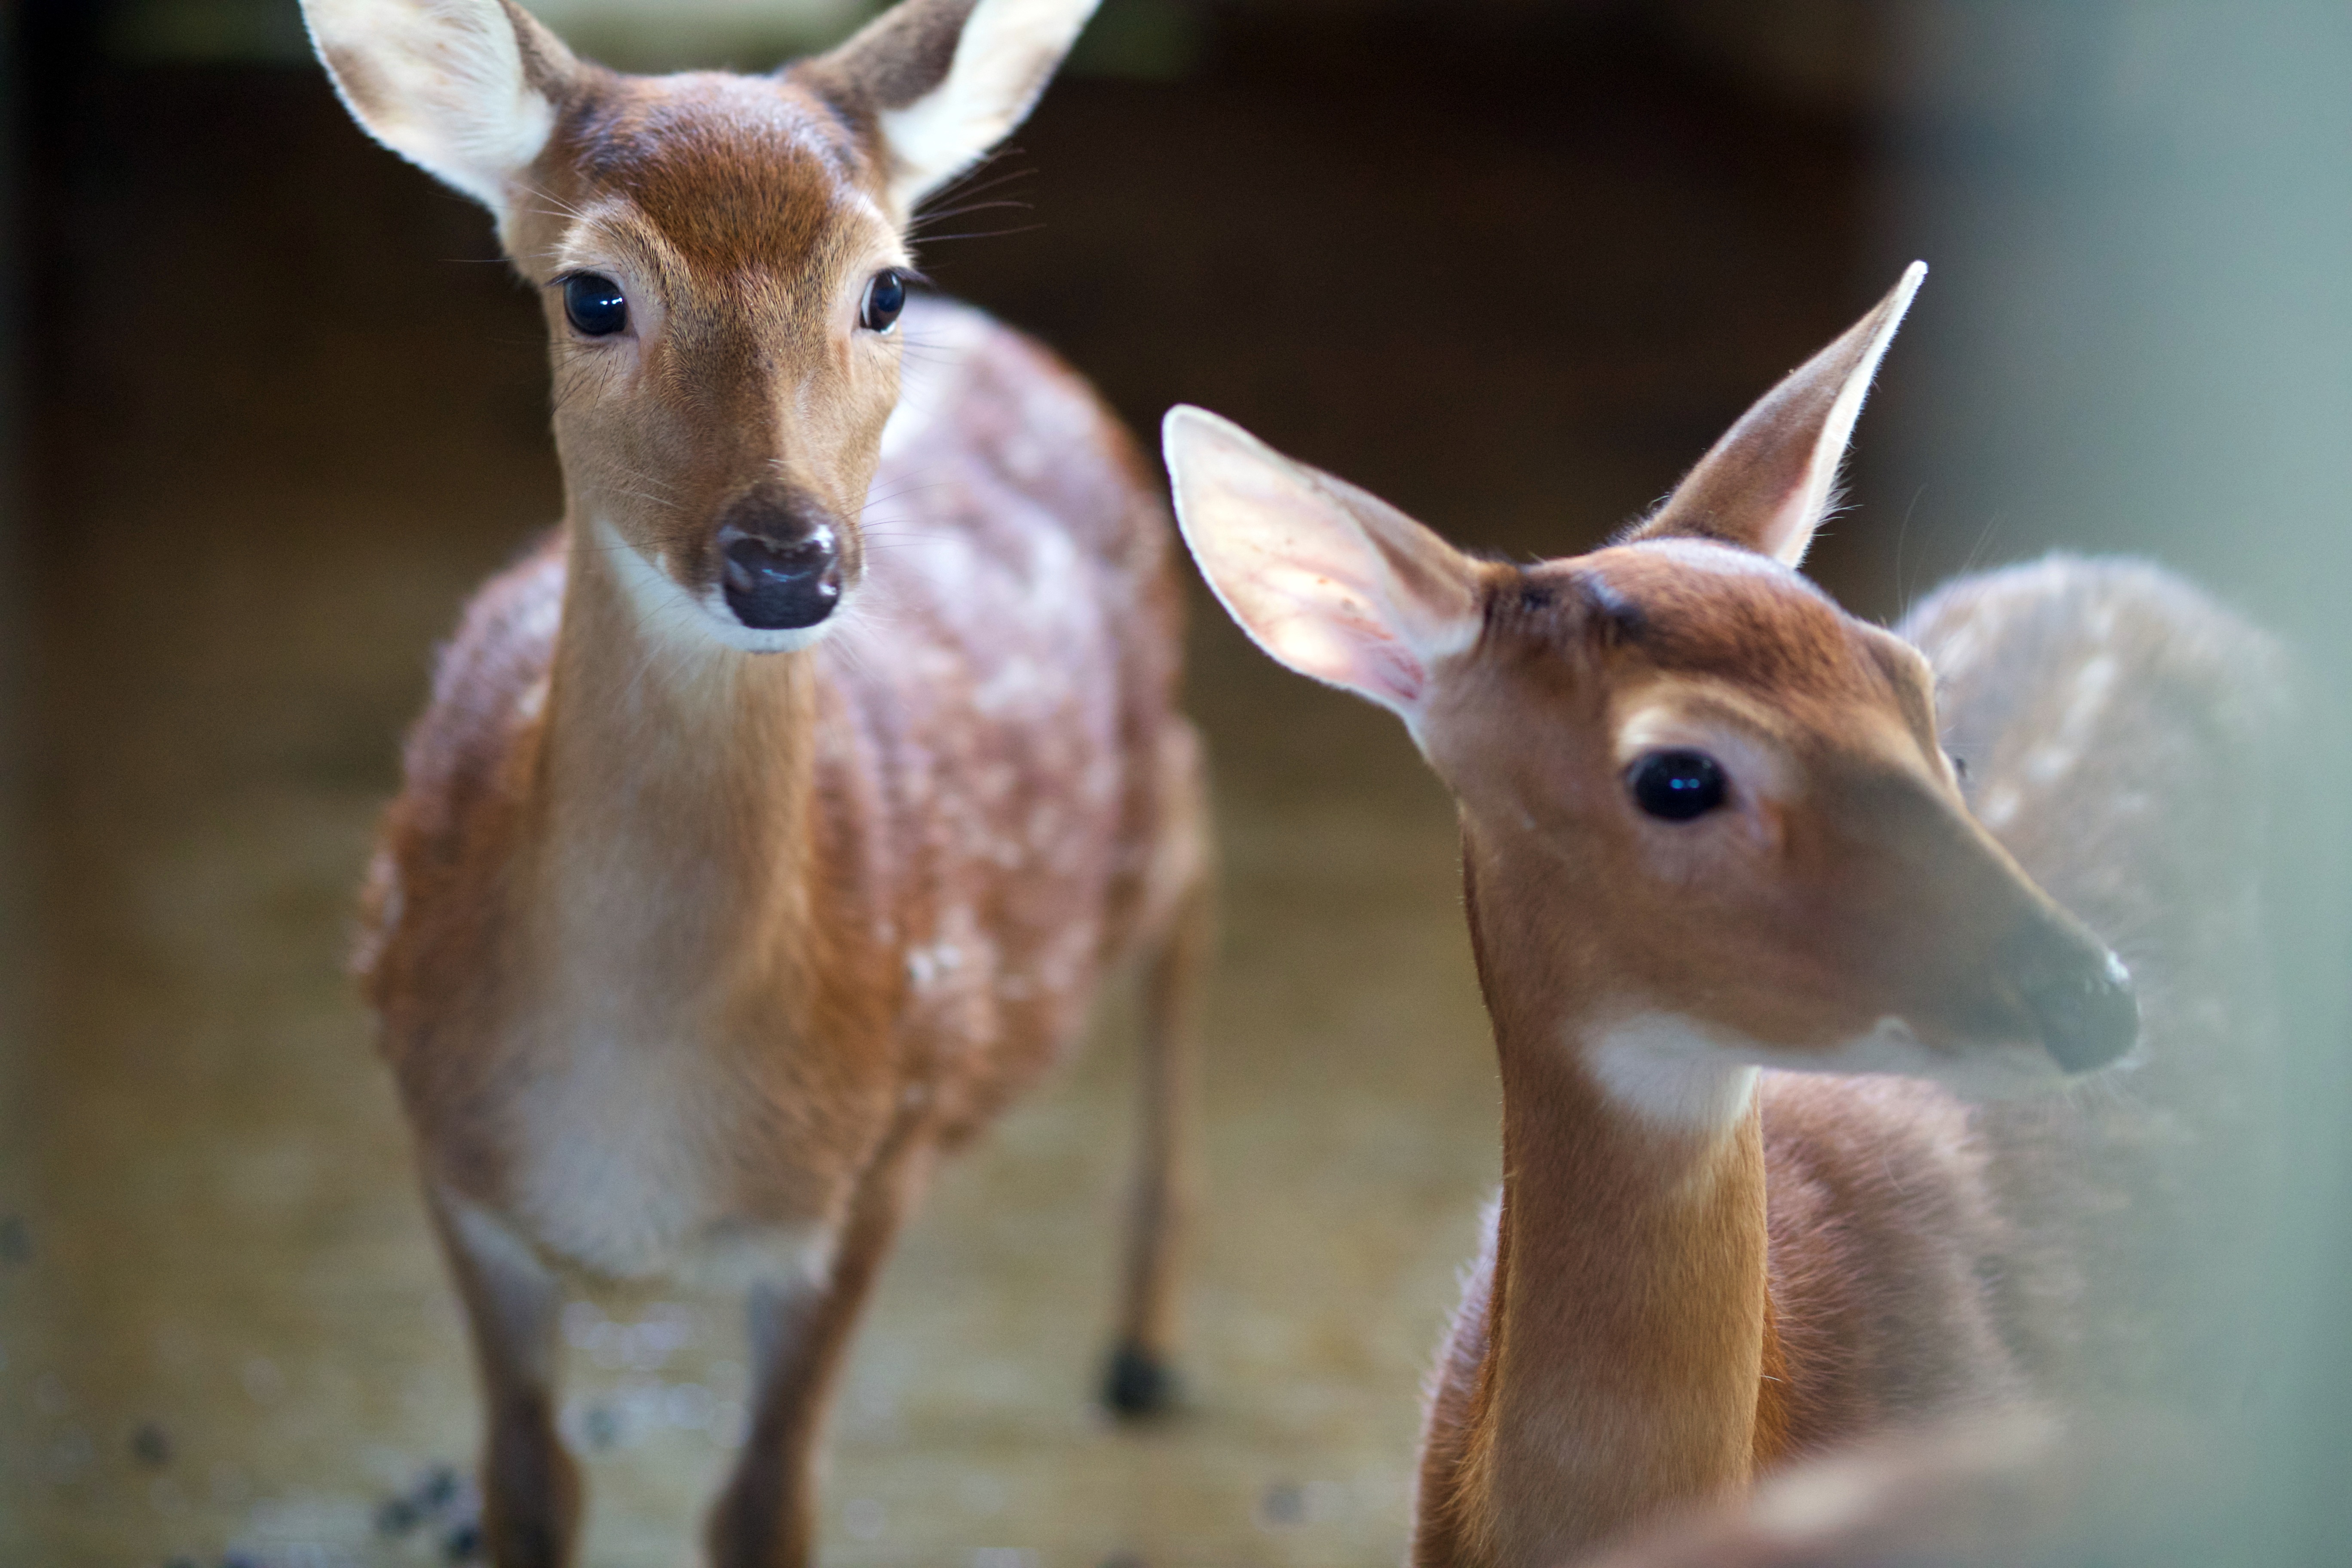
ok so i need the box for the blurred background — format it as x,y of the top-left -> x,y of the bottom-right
3,1 -> 2348,1564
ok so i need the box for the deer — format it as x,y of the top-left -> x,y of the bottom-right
297,2 -> 1207,1564
1165,264 -> 2183,1566
1573,546 -> 2285,1568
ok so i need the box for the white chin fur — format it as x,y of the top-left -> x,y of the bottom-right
1588,1011 -> 2068,1128
595,516 -> 841,656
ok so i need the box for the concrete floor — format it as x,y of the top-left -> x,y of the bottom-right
0,27 -> 1878,1567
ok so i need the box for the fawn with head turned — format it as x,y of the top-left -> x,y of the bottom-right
300,2 -> 1207,1564
1166,265 -> 2211,1566
1573,543 -> 2283,1568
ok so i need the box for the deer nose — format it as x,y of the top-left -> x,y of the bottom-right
2006,925 -> 2138,1075
717,498 -> 841,632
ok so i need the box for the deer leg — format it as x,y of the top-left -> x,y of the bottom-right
427,1191 -> 581,1568
1105,740 -> 1210,1417
704,1139 -> 926,1568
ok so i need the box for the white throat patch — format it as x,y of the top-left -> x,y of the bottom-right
1586,1014 -> 1763,1134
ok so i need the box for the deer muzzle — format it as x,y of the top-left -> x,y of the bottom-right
2000,918 -> 2138,1075
716,486 -> 843,632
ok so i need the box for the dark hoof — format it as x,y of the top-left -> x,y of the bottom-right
1102,1342 -> 1178,1418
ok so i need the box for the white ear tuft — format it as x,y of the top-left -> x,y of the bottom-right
301,0 -> 578,215
1635,261 -> 1926,568
1163,406 -> 1479,730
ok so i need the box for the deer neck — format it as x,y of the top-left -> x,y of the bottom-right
1454,821 -> 1773,1565
521,518 -> 824,1013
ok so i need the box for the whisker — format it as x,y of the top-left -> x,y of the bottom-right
911,224 -> 1048,246
907,196 -> 1037,233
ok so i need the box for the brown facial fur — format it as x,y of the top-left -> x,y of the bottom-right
1421,543 -> 2107,1070
490,67 -> 908,607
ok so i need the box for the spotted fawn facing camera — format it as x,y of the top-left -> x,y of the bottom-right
1163,266 -> 2249,1566
300,2 -> 1209,1563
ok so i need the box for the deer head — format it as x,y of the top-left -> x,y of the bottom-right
1166,265 -> 2138,1105
303,0 -> 1099,650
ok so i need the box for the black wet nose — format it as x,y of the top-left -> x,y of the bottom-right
717,499 -> 841,632
2019,942 -> 2138,1075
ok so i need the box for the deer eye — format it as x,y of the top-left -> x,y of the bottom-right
1629,750 -> 1728,821
563,274 -> 628,337
860,269 -> 906,333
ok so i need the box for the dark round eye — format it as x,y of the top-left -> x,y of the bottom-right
563,273 -> 628,337
1629,750 -> 1728,822
860,269 -> 906,333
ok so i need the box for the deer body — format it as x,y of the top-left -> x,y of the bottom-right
371,296 -> 1190,1280
1168,267 -> 2149,1565
305,3 -> 1204,1564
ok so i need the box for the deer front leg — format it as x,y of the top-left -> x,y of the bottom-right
704,1142 -> 925,1568
428,1191 -> 582,1568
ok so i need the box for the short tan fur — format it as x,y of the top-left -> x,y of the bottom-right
301,3 -> 1206,1565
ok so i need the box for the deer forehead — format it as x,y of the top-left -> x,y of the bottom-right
1568,541 -> 1865,683
1500,544 -> 1912,711
541,73 -> 892,285
1467,546 -> 1940,787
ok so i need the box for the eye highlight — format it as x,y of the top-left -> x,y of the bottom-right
860,269 -> 906,333
563,273 -> 629,337
1629,750 -> 1728,822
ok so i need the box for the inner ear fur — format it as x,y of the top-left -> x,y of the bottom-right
1163,405 -> 1481,723
300,0 -> 584,214
1631,262 -> 1925,568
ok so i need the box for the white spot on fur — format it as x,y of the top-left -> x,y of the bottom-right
2018,653 -> 2118,786
906,942 -> 962,988
368,848 -> 404,937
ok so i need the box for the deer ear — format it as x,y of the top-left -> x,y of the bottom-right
1632,262 -> 1926,567
1164,406 -> 1481,730
799,0 -> 1100,216
301,0 -> 579,216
